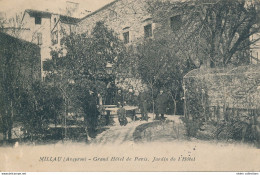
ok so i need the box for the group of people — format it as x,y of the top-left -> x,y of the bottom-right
116,89 -> 169,126
138,89 -> 169,122
84,88 -> 169,128
115,89 -> 129,126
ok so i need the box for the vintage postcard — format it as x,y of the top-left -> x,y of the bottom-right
0,0 -> 260,172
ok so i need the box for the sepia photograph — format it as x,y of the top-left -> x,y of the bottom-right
0,0 -> 260,173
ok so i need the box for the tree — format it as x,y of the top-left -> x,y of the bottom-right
194,0 -> 260,67
0,32 -> 63,142
144,0 -> 260,137
47,21 -> 127,137
0,12 -> 27,38
136,38 -> 196,116
0,33 -> 40,141
17,82 -> 64,140
146,0 -> 260,67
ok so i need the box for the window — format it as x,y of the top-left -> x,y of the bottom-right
170,15 -> 182,31
37,33 -> 42,45
35,16 -> 42,25
54,17 -> 56,23
52,31 -> 58,45
123,31 -> 129,44
144,24 -> 152,38
109,10 -> 117,21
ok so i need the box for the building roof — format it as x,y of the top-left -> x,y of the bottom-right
60,15 -> 80,24
25,9 -> 53,18
80,0 -> 120,21
78,0 -> 197,22
22,9 -> 80,24
184,64 -> 260,79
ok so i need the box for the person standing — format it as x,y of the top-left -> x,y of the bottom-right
97,93 -> 103,106
155,89 -> 168,120
117,103 -> 127,126
138,91 -> 148,121
84,90 -> 100,138
105,81 -> 116,105
115,89 -> 124,106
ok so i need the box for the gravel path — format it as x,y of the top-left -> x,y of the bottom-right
90,119 -> 148,145
90,114 -> 182,145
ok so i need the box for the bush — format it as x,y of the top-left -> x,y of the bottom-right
181,117 -> 202,137
214,114 -> 257,142
17,82 -> 64,140
183,78 -> 209,137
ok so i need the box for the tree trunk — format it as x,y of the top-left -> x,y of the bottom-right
151,85 -> 155,120
170,92 -> 177,116
6,100 -> 13,141
173,99 -> 177,116
2,113 -> 7,141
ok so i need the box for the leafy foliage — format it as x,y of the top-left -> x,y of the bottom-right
46,21 -> 128,136
0,33 -> 41,141
17,83 -> 64,140
135,38 -> 196,115
183,78 -> 209,137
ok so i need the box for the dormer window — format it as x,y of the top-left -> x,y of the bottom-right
35,16 -> 42,25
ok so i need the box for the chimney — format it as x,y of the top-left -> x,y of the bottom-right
66,1 -> 79,17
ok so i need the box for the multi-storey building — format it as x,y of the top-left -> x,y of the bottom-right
19,9 -> 79,79
1,1 -> 81,79
76,0 -> 184,47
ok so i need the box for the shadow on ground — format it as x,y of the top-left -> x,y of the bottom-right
133,120 -> 187,143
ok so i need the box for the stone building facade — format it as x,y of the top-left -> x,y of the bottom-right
76,0 -> 186,47
76,0 -> 259,68
76,0 -> 152,45
75,0 -> 201,67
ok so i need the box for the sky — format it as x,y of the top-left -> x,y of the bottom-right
0,0 -> 114,18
